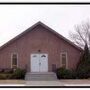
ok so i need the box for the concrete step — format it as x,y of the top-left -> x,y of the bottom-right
25,72 -> 57,81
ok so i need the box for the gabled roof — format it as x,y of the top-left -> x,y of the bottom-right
0,21 -> 83,51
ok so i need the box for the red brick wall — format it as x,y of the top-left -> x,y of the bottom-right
0,25 -> 81,71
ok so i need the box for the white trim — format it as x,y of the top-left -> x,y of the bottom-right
60,52 -> 68,69
30,53 -> 48,72
11,53 -> 18,68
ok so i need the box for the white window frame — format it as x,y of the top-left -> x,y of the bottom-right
60,52 -> 68,69
11,53 -> 18,68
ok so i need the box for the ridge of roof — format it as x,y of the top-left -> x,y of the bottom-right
37,21 -> 83,51
0,21 -> 83,51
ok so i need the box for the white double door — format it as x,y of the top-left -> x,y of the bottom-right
31,54 -> 48,72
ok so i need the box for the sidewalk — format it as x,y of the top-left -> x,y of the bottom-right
25,80 -> 90,86
26,80 -> 64,86
0,80 -> 90,86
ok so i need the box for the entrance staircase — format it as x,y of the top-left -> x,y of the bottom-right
25,72 -> 57,81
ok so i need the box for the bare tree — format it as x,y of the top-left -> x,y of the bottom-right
69,21 -> 90,49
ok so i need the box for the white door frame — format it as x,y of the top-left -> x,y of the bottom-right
30,53 -> 48,72
39,54 -> 48,72
31,54 -> 40,72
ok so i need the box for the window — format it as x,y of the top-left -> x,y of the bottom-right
11,53 -> 18,69
41,55 -> 46,57
60,52 -> 67,68
33,55 -> 37,57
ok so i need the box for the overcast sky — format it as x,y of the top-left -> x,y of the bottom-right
0,5 -> 90,46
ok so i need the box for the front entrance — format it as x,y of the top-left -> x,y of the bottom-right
31,54 -> 48,72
